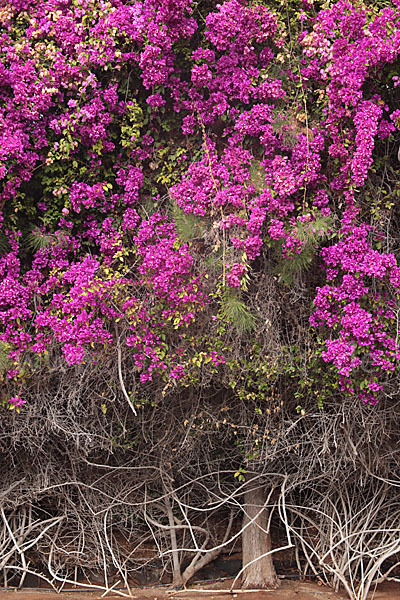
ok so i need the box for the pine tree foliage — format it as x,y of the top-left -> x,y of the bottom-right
220,288 -> 256,334
0,234 -> 9,254
26,228 -> 54,251
249,160 -> 267,193
271,112 -> 299,148
275,212 -> 334,284
171,203 -> 206,243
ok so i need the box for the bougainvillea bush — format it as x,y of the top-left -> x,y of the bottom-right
1,0 -> 400,409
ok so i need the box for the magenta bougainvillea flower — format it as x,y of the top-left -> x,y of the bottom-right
1,0 -> 400,406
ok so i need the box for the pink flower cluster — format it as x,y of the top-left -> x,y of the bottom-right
298,0 -> 400,402
1,0 -> 400,408
311,223 -> 400,400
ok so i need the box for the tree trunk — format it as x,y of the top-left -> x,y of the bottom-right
241,486 -> 279,589
165,493 -> 183,588
181,512 -> 234,586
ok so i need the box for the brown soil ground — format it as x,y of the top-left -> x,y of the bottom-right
0,580 -> 399,600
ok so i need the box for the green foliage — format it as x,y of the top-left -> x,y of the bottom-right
120,100 -> 143,152
220,288 -> 256,334
275,211 -> 335,284
234,467 -> 247,482
25,228 -> 55,251
275,244 -> 315,284
249,159 -> 267,193
155,146 -> 189,187
0,343 -> 11,377
271,112 -> 300,148
0,234 -> 9,254
171,203 -> 206,244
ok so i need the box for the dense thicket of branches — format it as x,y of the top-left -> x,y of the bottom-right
1,367 -> 400,598
1,1 -> 400,598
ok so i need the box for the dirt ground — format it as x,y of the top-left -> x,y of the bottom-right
0,579 -> 399,600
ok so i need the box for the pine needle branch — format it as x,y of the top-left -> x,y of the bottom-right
171,203 -> 206,243
220,289 -> 256,334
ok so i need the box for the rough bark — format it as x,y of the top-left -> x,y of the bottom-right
241,486 -> 279,589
